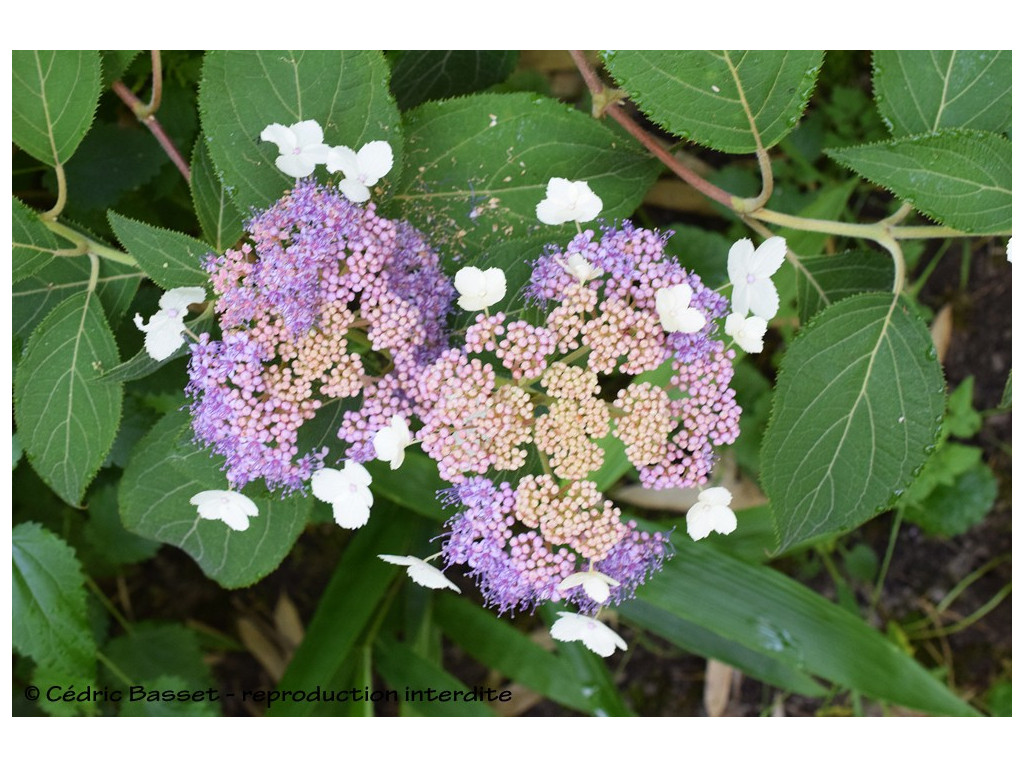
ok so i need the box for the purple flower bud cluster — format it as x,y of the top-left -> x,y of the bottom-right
187,181 -> 452,491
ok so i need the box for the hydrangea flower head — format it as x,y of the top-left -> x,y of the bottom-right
326,141 -> 394,202
536,178 -> 603,225
686,486 -> 736,540
134,286 -> 205,361
190,489 -> 259,532
378,554 -> 461,593
728,236 -> 786,319
260,120 -> 330,178
311,462 -> 373,528
550,612 -> 627,657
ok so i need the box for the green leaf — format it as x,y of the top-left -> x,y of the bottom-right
366,451 -> 448,521
107,212 -> 211,289
13,522 -> 97,676
13,256 -> 142,341
602,50 -> 823,153
100,50 -> 141,88
999,370 -> 1011,410
632,534 -> 977,715
904,461 -> 997,538
393,93 -> 660,263
12,50 -> 102,166
374,635 -> 496,717
434,594 -> 594,713
14,293 -> 124,506
118,410 -> 311,588
779,179 -> 859,256
83,483 -> 161,566
873,51 -> 1011,137
390,51 -> 519,111
618,598 -> 827,697
762,294 -> 945,552
271,510 -> 417,716
12,196 -> 69,283
795,250 -> 894,325
199,50 -> 402,214
190,136 -> 244,251
103,622 -> 215,691
826,129 -> 1011,234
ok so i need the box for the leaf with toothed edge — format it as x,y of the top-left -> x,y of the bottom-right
12,196 -> 73,283
14,292 -> 123,506
190,136 -> 244,251
118,410 -> 312,589
107,212 -> 212,290
602,50 -> 824,154
825,129 -> 1011,234
761,293 -> 945,553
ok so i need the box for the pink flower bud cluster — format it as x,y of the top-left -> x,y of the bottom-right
187,181 -> 452,491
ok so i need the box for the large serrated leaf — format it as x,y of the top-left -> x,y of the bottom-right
190,136 -> 244,251
392,93 -> 661,263
603,50 -> 823,153
390,50 -> 518,111
873,50 -> 1011,137
15,293 -> 123,506
12,50 -> 102,166
826,129 -> 1011,234
762,293 -> 945,552
12,196 -> 71,282
13,522 -> 97,676
118,410 -> 311,589
107,212 -> 211,290
13,257 -> 143,341
199,50 -> 402,215
629,532 -> 976,715
795,250 -> 894,325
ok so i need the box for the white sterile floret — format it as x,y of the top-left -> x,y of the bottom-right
655,283 -> 706,334
454,266 -> 506,311
563,252 -> 604,283
260,120 -> 330,178
536,178 -> 603,225
190,490 -> 259,532
550,612 -> 628,657
373,415 -> 414,470
725,312 -> 768,354
311,462 -> 373,529
1008,237 -> 1014,264
686,486 -> 737,541
728,236 -> 787,320
133,286 -> 206,361
377,555 -> 461,593
325,141 -> 394,203
557,569 -> 621,604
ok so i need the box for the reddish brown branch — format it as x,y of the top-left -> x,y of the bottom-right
569,50 -> 734,209
112,79 -> 190,183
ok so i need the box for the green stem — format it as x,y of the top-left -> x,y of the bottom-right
87,253 -> 100,295
43,220 -> 138,266
43,163 -> 68,220
96,650 -> 134,687
907,583 -> 1011,640
870,507 -> 904,611
86,577 -> 132,634
139,50 -> 163,119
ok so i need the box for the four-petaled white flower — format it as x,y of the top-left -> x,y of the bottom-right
133,286 -> 206,361
655,283 -> 706,334
190,490 -> 259,532
562,252 -> 604,283
536,178 -> 603,225
725,312 -> 768,354
373,415 -> 415,470
686,486 -> 737,541
261,120 -> 330,178
377,554 -> 461,593
454,266 -> 506,312
311,462 -> 373,529
550,612 -> 628,657
557,569 -> 621,604
326,141 -> 394,203
1007,237 -> 1013,264
728,236 -> 787,320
